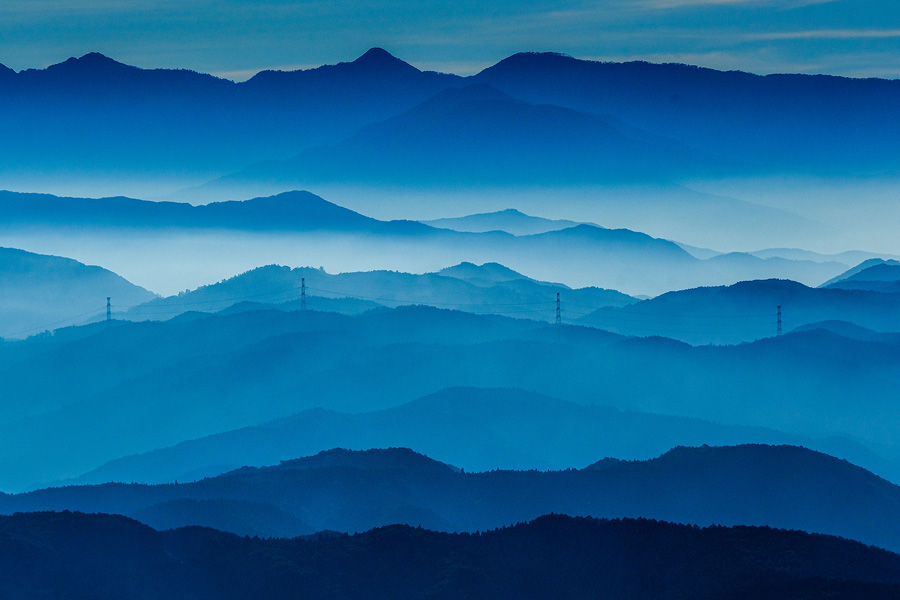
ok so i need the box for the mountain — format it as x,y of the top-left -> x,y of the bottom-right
72,387 -> 864,486
822,258 -> 900,285
6,445 -> 900,553
228,83 -> 717,186
751,248 -> 900,266
125,262 -> 637,322
472,52 -> 900,176
790,320 -> 900,343
579,278 -> 900,345
0,189 -> 425,233
0,247 -> 156,339
0,49 -> 461,177
822,260 -> 900,292
2,511 -> 899,600
2,305 -> 900,490
6,49 -> 900,185
422,208 -> 585,235
0,189 -> 849,296
436,261 -> 533,285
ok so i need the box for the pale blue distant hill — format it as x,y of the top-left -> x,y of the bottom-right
124,262 -> 636,322
423,208 -> 586,236
70,387 -> 893,489
822,260 -> 900,292
579,278 -> 900,344
0,247 -> 155,339
2,307 -> 900,491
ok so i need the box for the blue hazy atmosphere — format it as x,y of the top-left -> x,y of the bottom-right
3,0 -> 900,79
4,2 -> 900,598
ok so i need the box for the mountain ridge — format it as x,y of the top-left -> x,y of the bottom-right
4,444 -> 900,554
2,510 -> 899,599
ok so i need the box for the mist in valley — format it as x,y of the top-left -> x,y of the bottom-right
3,40 -> 900,598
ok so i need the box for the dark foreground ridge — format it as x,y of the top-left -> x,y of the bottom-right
2,511 -> 899,600
6,445 -> 900,553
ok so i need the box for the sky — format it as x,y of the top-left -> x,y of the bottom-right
1,0 -> 900,79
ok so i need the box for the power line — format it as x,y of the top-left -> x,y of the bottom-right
0,307 -> 108,340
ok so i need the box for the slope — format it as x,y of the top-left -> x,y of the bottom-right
0,49 -> 462,177
72,387 -> 888,487
125,262 -> 636,322
423,208 -> 585,235
579,278 -> 900,344
231,83 -> 717,186
473,52 -> 900,176
2,307 -> 900,490
5,445 -> 900,554
1,511 -> 899,599
0,247 -> 156,339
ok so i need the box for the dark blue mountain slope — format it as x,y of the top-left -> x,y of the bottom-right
1,511 -> 899,600
4,444 -> 900,555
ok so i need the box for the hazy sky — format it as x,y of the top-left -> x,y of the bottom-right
1,0 -> 899,79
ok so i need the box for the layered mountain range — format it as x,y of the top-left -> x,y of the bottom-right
4,445 -> 900,554
0,190 -> 850,297
2,300 -> 900,491
3,48 -> 898,183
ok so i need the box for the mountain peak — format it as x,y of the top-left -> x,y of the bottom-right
229,448 -> 457,476
202,190 -> 377,229
481,51 -> 578,75
48,52 -> 135,75
439,261 -> 530,283
350,47 -> 418,73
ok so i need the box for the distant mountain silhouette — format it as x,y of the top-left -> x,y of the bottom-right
5,48 -> 899,183
822,260 -> 900,292
579,278 -> 900,344
0,189 -> 848,295
472,52 -> 900,176
0,247 -> 155,339
2,306 -> 900,490
230,83 -> 716,186
790,320 -> 900,343
125,263 -> 635,322
822,258 -> 900,284
6,445 -> 900,553
437,261 -> 535,284
751,248 -> 900,266
0,49 -> 461,175
423,208 -> 586,235
0,189 -> 425,233
2,511 -> 899,599
72,387 -> 883,487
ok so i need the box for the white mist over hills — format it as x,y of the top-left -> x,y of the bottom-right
0,189 -> 875,298
2,49 -> 900,254
5,46 -> 900,590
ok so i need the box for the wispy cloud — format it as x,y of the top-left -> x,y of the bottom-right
639,0 -> 836,8
211,64 -> 321,81
744,29 -> 900,41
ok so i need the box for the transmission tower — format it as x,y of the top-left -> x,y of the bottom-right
106,297 -> 111,322
776,305 -> 782,336
300,278 -> 307,311
555,292 -> 561,326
